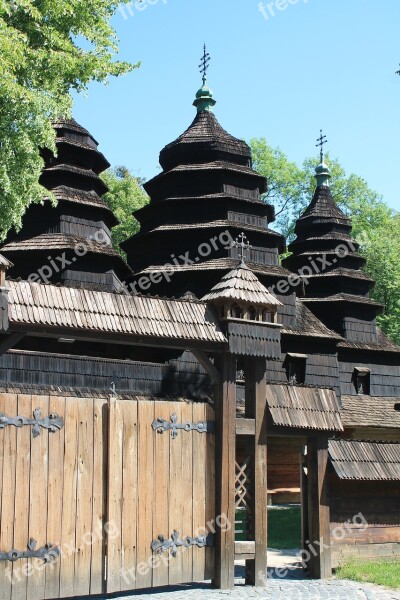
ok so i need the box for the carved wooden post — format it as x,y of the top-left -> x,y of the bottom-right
307,436 -> 332,579
212,354 -> 236,589
244,357 -> 268,586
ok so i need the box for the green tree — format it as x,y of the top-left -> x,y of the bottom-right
101,166 -> 149,254
249,137 -> 400,343
0,0 -> 137,239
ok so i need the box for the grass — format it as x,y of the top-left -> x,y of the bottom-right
336,558 -> 400,589
267,505 -> 301,549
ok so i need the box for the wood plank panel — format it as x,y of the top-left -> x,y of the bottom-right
73,398 -> 94,596
120,400 -> 138,592
0,394 -> 18,600
44,395 -> 65,600
152,401 -> 170,588
59,398 -> 79,599
90,398 -> 107,595
27,395 -> 49,600
136,401 -> 154,589
168,403 -> 183,586
192,403 -> 206,582
106,399 -> 123,594
181,402 -> 193,584
205,403 -> 215,581
11,394 -> 31,600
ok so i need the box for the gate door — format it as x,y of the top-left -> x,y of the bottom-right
106,399 -> 215,593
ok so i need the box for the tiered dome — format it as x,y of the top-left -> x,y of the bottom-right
1,119 -> 132,291
122,81 -> 291,300
283,163 -> 382,342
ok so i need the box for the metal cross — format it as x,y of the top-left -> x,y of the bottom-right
232,232 -> 252,263
199,44 -> 211,83
316,129 -> 328,162
396,64 -> 400,76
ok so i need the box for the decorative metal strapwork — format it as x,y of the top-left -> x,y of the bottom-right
0,539 -> 60,563
152,413 -> 215,439
151,531 -> 214,557
0,408 -> 64,437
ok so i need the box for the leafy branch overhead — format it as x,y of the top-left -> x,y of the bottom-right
0,0 -> 138,239
101,166 -> 149,256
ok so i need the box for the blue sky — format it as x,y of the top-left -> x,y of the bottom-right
73,0 -> 400,211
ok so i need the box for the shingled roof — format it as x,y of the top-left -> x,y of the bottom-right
6,280 -> 226,347
329,439 -> 400,480
159,111 -> 251,170
341,395 -> 400,429
298,186 -> 350,225
282,299 -> 343,341
266,384 -> 343,431
201,262 -> 283,307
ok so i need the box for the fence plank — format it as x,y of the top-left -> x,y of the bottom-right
11,394 -> 31,600
205,403 -> 216,581
45,395 -> 66,600
192,402 -> 206,582
0,393 -> 18,600
152,401 -> 170,588
181,402 -> 193,584
106,399 -> 123,594
136,401 -> 154,589
59,398 -> 79,598
73,398 -> 94,596
90,398 -> 107,595
168,403 -> 183,586
27,395 -> 49,600
120,400 -> 138,592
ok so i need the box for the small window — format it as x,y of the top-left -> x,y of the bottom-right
286,354 -> 307,385
231,304 -> 243,319
262,309 -> 272,323
354,368 -> 371,395
248,306 -> 258,321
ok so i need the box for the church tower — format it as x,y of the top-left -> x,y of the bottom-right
1,119 -> 132,292
283,153 -> 382,343
121,53 -> 289,299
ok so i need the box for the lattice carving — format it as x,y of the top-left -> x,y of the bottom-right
235,457 -> 252,511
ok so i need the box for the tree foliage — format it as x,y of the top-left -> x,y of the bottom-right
249,138 -> 400,343
0,0 -> 137,239
101,166 -> 149,254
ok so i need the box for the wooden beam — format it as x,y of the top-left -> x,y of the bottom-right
307,436 -> 332,579
0,332 -> 25,356
191,350 -> 221,384
235,541 -> 255,556
236,418 -> 255,436
10,324 -> 224,353
212,354 -> 236,590
244,358 -> 268,587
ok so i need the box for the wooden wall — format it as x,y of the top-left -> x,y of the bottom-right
267,440 -> 302,504
329,473 -> 400,567
339,353 -> 400,396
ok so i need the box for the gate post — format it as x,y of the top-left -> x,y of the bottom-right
306,436 -> 332,578
212,354 -> 236,590
244,357 -> 268,586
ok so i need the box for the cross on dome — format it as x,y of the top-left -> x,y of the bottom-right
199,44 -> 211,84
316,129 -> 328,163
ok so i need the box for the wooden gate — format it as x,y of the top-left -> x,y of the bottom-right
0,394 -> 215,600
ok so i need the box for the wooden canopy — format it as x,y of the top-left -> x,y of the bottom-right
329,439 -> 400,480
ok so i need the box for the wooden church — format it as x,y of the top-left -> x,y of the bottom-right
0,57 -> 399,598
